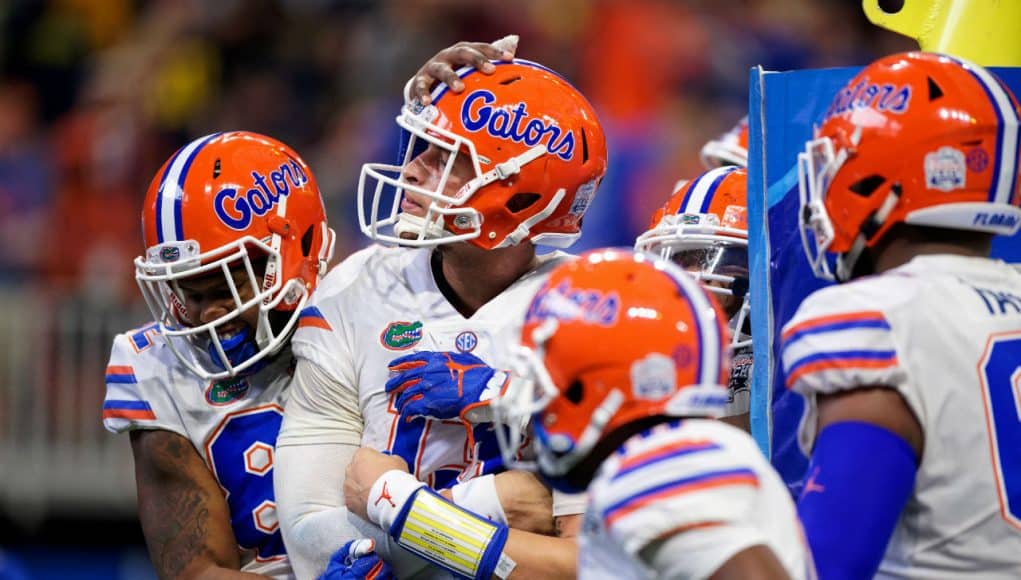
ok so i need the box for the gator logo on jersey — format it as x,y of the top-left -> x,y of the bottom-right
205,378 -> 250,406
381,321 -> 424,350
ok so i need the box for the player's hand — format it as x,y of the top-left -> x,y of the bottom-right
406,35 -> 519,106
344,448 -> 409,521
385,351 -> 509,423
319,539 -> 393,580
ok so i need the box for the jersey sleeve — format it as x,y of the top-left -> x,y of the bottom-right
101,332 -> 187,437
276,356 -> 362,447
592,434 -> 763,559
552,489 -> 587,517
780,280 -> 916,453
289,247 -> 373,388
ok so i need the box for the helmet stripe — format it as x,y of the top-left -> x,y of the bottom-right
156,132 -> 222,243
657,258 -> 723,386
947,55 -> 1020,205
678,166 -> 737,215
430,59 -> 577,105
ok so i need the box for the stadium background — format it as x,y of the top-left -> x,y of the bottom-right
0,1 -> 913,578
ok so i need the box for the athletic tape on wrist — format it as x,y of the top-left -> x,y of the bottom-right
451,474 -> 508,525
389,487 -> 510,580
366,469 -> 426,529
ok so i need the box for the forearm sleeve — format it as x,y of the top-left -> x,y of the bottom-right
274,441 -> 361,579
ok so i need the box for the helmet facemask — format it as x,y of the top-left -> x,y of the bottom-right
359,101 -> 547,247
491,323 -> 560,474
797,126 -> 864,282
135,235 -> 310,380
636,216 -> 751,350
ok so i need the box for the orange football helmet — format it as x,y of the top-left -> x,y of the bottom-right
492,249 -> 731,492
799,51 -> 1021,281
135,131 -> 335,379
635,167 -> 750,349
359,59 -> 608,249
700,115 -> 749,169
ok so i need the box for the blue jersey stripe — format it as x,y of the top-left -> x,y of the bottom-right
612,443 -> 721,481
603,467 -> 757,521
103,399 -> 153,411
783,318 -> 891,347
786,348 -> 898,377
299,306 -> 327,319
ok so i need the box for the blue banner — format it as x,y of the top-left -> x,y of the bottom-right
747,65 -> 1021,497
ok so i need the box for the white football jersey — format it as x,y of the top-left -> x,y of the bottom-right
282,245 -> 570,488
103,328 -> 295,579
580,419 -> 811,579
783,255 -> 1021,578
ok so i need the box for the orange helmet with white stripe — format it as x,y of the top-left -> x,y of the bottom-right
492,249 -> 731,492
359,59 -> 608,250
798,51 -> 1021,281
135,131 -> 335,379
636,167 -> 750,349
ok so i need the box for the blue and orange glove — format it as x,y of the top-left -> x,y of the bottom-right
385,351 -> 509,423
320,539 -> 393,580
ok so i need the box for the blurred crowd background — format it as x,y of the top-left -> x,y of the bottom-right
0,0 -> 912,577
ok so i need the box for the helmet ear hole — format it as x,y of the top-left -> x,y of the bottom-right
565,380 -> 584,404
301,225 -> 315,256
581,128 -> 589,163
506,192 -> 542,213
927,76 -> 944,100
849,175 -> 886,197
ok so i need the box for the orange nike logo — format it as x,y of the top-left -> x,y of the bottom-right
802,467 -> 825,496
444,353 -> 485,397
374,481 -> 397,508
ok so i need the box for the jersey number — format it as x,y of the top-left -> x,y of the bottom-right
978,333 -> 1021,530
206,405 -> 286,560
387,402 -> 504,489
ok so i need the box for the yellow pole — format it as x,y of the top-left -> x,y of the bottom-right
862,0 -> 1021,66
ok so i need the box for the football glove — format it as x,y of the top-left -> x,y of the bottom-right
319,539 -> 392,580
385,351 -> 509,423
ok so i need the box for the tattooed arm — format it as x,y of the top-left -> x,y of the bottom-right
130,429 -> 267,580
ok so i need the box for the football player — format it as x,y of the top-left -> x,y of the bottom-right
103,131 -> 335,579
786,51 -> 1021,578
341,250 -> 812,580
636,166 -> 753,431
498,249 -> 811,579
102,37 -> 522,580
274,55 -> 608,579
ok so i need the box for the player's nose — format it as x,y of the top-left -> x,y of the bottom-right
197,297 -> 235,325
401,152 -> 428,186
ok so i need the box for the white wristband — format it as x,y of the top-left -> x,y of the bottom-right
365,469 -> 426,530
451,474 -> 508,525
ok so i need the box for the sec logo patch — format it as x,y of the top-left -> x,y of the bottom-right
455,331 -> 478,353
